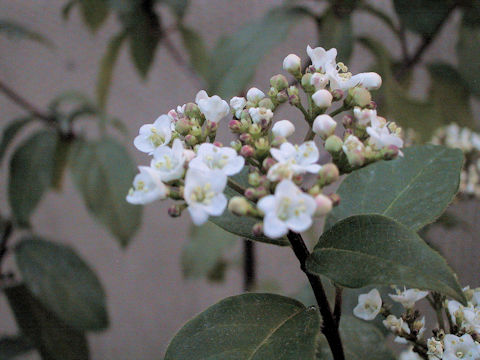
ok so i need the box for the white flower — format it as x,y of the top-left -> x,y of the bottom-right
353,106 -> 377,127
283,54 -> 301,73
198,95 -> 230,123
312,89 -> 333,108
133,115 -> 172,154
342,135 -> 365,157
427,338 -> 444,359
246,87 -> 265,103
184,167 -> 227,225
306,45 -> 337,72
367,116 -> 404,151
313,114 -> 336,139
353,289 -> 382,321
443,334 -> 480,360
126,166 -> 167,204
311,72 -> 328,90
399,348 -> 422,360
195,89 -> 209,104
230,96 -> 246,119
383,315 -> 409,334
249,107 -> 273,124
150,138 -> 186,182
268,141 -> 322,181
189,143 -> 244,176
257,180 -> 316,238
272,120 -> 295,138
389,288 -> 428,309
348,72 -> 382,90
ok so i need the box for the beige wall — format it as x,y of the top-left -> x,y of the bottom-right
0,1 -> 478,359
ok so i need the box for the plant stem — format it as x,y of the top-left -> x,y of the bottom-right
333,286 -> 343,325
227,178 -> 246,195
0,219 -> 13,277
328,105 -> 347,118
304,128 -> 315,141
287,231 -> 345,360
0,79 -> 54,124
243,239 -> 256,292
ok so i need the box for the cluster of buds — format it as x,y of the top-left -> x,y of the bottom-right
126,44 -> 404,240
432,124 -> 480,198
354,286 -> 480,360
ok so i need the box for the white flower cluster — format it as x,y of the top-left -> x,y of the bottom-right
353,286 -> 480,359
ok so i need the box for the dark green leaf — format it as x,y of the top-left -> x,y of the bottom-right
317,9 -> 353,63
393,0 -> 455,37
0,20 -> 53,47
181,222 -> 236,280
8,130 -> 58,226
179,25 -> 210,80
207,6 -> 309,98
0,117 -> 33,163
15,236 -> 108,331
97,31 -> 127,110
5,285 -> 89,360
0,335 -> 35,359
165,293 -> 320,360
317,316 -> 395,360
306,214 -> 466,304
326,145 -> 464,231
157,0 -> 188,19
69,137 -> 142,246
51,137 -> 73,191
457,14 -> 480,97
79,0 -> 109,32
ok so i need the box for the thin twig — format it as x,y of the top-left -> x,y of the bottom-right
0,219 -> 13,277
243,239 -> 255,292
333,286 -> 343,325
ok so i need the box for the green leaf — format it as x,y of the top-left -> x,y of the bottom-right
207,6 -> 308,98
427,63 -> 475,129
97,31 -> 127,110
179,25 -> 210,80
165,293 -> 320,360
51,137 -> 73,191
457,13 -> 480,97
4,285 -> 89,360
326,145 -> 463,231
0,335 -> 35,359
79,0 -> 109,32
62,0 -> 80,20
181,222 -> 236,280
0,19 -> 53,47
0,116 -> 33,163
69,137 -> 142,246
392,0 -> 454,37
15,236 -> 108,331
317,316 -> 395,360
157,0 -> 188,19
210,171 -> 289,246
8,130 -> 58,226
306,214 -> 466,304
317,9 -> 353,63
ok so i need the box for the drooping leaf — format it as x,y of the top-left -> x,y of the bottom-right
181,222 -> 236,280
79,0 -> 109,32
8,130 -> 58,226
97,31 -> 127,110
179,24 -> 210,80
457,13 -> 480,97
69,137 -> 142,246
15,236 -> 108,331
326,145 -> 463,231
0,19 -> 53,47
0,116 -> 33,163
0,335 -> 35,359
392,0 -> 455,38
165,293 -> 320,360
4,285 -> 89,360
306,214 -> 466,304
317,9 -> 353,63
207,6 -> 309,98
316,316 -> 395,360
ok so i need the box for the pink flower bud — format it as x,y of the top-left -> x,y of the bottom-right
313,114 -> 337,139
262,157 -> 276,172
229,119 -> 242,133
213,141 -> 223,147
252,223 -> 264,237
282,54 -> 301,74
240,145 -> 255,158
314,194 -> 333,216
312,89 -> 333,108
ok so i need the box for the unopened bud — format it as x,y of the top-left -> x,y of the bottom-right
314,194 -> 333,216
168,204 -> 183,217
276,90 -> 289,103
252,222 -> 264,237
329,193 -> 341,206
311,73 -> 328,90
345,149 -> 365,167
271,136 -> 286,147
255,137 -> 269,150
230,139 -> 242,152
206,120 -> 218,133
246,87 -> 265,103
190,125 -> 202,137
248,172 -> 261,187
313,114 -> 336,139
244,187 -> 256,200
318,163 -> 340,186
229,119 -> 242,133
342,115 -> 354,128
382,145 -> 399,160
258,98 -> 275,111
283,54 -> 301,76
249,123 -> 261,136
331,89 -> 344,101
347,87 -> 372,108
240,145 -> 255,157
262,157 -> 276,172
268,86 -> 278,99
312,89 -> 333,108
270,74 -> 289,91
175,117 -> 192,135
239,133 -> 253,144
325,135 -> 343,153
272,120 -> 295,138
185,134 -> 198,146
366,101 -> 377,110
301,73 -> 314,92
184,102 -> 201,118
213,141 -> 223,147
228,196 -> 252,216
230,96 -> 247,112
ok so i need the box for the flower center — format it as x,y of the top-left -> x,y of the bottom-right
190,183 -> 215,204
155,155 -> 177,171
149,127 -> 166,147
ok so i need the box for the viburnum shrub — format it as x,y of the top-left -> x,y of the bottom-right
127,45 -> 470,360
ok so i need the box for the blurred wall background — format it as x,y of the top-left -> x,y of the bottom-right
0,0 -> 478,359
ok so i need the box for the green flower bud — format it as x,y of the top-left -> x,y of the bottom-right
190,125 -> 202,137
318,163 -> 340,186
230,139 -> 242,152
248,172 -> 261,187
276,89 -> 289,104
249,124 -> 261,136
301,73 -> 315,92
184,102 -> 201,118
228,196 -> 252,216
270,74 -> 288,91
185,134 -> 198,146
287,86 -> 300,106
258,98 -> 275,111
175,117 -> 192,135
346,87 -> 372,108
325,135 -> 343,153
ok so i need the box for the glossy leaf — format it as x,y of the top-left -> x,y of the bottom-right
69,137 -> 142,246
15,236 -> 108,331
8,130 -> 58,226
317,316 -> 395,360
0,116 -> 33,163
326,145 -> 463,231
80,0 -> 109,32
181,222 -> 236,280
0,335 -> 35,359
165,293 -> 320,360
307,214 -> 466,304
179,25 -> 210,80
0,19 -> 53,47
457,13 -> 480,97
207,6 -> 308,98
97,31 -> 127,110
4,285 -> 89,360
